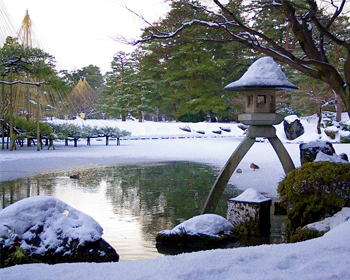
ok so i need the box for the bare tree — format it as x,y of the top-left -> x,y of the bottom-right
134,0 -> 350,117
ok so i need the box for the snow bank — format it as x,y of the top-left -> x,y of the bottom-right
0,196 -> 103,251
160,214 -> 233,237
305,207 -> 350,232
2,217 -> 350,280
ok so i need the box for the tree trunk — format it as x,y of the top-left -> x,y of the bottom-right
336,94 -> 343,122
172,102 -> 179,122
36,86 -> 41,152
122,115 -> 126,121
74,138 -> 78,147
106,136 -> 109,145
138,110 -> 142,122
9,85 -> 15,151
1,122 -> 4,150
27,137 -> 32,147
317,107 -> 322,135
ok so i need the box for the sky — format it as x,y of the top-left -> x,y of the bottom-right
1,0 -> 170,74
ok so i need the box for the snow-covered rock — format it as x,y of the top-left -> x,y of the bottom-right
0,196 -> 119,266
160,214 -> 233,237
314,151 -> 348,163
156,214 -> 236,249
300,140 -> 336,164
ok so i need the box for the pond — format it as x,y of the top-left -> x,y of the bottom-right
0,162 -> 285,261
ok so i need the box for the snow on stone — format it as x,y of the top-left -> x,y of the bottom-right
0,196 -> 103,251
314,151 -> 348,163
229,188 -> 271,203
284,114 -> 299,124
304,207 -> 350,232
325,125 -> 339,132
340,130 -> 350,137
224,56 -> 298,90
160,214 -> 233,237
301,140 -> 331,149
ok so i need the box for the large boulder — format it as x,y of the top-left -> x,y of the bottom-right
156,214 -> 236,249
283,115 -> 304,140
0,196 -> 119,267
299,141 -> 336,165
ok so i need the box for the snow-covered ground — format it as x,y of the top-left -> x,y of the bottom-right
1,114 -> 350,279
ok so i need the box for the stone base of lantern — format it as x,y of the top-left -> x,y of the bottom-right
238,113 -> 284,126
227,199 -> 272,237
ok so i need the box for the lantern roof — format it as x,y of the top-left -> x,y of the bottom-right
224,57 -> 298,91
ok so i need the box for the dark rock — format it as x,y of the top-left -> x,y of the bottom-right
1,238 -> 119,267
179,126 -> 191,132
195,130 -> 205,134
299,141 -> 336,165
340,153 -> 349,162
212,130 -> 222,135
220,127 -> 231,133
237,123 -> 249,131
156,231 -> 237,249
283,118 -> 304,140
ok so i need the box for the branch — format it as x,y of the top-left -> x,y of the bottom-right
0,80 -> 49,85
306,0 -> 350,49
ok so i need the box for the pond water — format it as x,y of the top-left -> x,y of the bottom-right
0,162 -> 285,261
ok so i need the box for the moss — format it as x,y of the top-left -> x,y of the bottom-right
324,130 -> 337,139
289,227 -> 325,243
340,134 -> 350,143
278,162 -> 350,235
231,219 -> 261,237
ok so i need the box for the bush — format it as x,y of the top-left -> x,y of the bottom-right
277,161 -> 350,235
289,227 -> 325,243
340,131 -> 350,143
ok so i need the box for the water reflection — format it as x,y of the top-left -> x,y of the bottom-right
0,162 -> 240,261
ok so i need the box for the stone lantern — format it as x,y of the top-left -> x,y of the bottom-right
202,57 -> 297,214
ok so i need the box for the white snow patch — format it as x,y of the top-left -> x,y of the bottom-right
284,114 -> 299,124
229,188 -> 271,203
305,208 -> 350,232
160,214 -> 234,237
314,151 -> 348,163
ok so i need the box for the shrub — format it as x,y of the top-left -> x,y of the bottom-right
277,161 -> 350,235
324,126 -> 338,139
340,131 -> 350,143
289,227 -> 325,243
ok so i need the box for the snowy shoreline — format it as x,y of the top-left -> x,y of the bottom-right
2,118 -> 350,279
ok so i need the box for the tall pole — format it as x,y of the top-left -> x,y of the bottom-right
36,85 -> 41,151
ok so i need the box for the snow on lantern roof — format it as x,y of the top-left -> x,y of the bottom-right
229,188 -> 271,203
224,56 -> 298,91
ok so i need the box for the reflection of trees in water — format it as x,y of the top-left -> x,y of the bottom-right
0,175 -> 56,209
0,163 -> 240,246
102,162 -> 240,243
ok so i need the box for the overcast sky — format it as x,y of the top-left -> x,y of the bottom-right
1,0 -> 169,74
